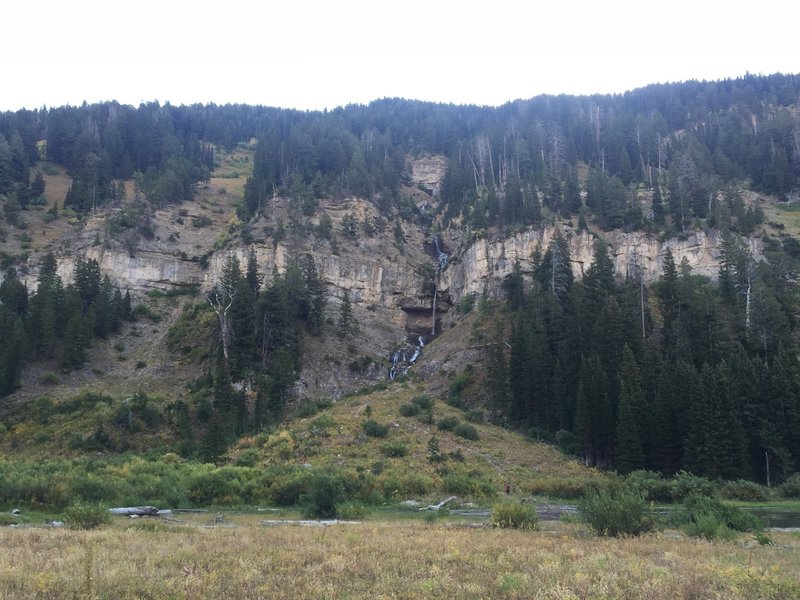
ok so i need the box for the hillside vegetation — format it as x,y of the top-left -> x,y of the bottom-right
1,74 -> 800,491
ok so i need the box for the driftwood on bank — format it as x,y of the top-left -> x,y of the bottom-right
418,496 -> 457,511
260,519 -> 361,527
108,506 -> 159,516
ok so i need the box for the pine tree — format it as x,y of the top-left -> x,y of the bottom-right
650,372 -> 680,475
60,314 -> 88,371
584,238 -> 616,306
574,354 -> 612,466
201,408 -> 228,463
501,260 -> 525,310
658,248 -> 679,328
508,315 -> 532,425
246,247 -> 260,293
337,289 -> 355,338
484,319 -> 509,417
303,255 -> 327,336
614,345 -> 645,473
542,229 -> 573,305
651,183 -> 665,224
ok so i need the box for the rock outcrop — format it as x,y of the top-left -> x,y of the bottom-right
439,227 -> 759,304
10,223 -> 758,315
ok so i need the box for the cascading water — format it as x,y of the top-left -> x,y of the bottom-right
388,235 -> 448,380
430,234 -> 448,335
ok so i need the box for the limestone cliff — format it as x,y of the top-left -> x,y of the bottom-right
11,220 -> 758,318
439,227 -> 761,304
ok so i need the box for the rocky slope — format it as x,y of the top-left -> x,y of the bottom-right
0,154 -> 769,403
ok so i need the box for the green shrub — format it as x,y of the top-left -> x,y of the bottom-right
670,471 -> 716,501
778,474 -> 800,499
720,479 -> 770,502
294,398 -> 333,418
363,419 -> 389,438
39,372 -> 60,385
423,508 -> 449,523
437,416 -> 459,431
378,471 -> 434,498
337,501 -> 367,520
269,471 -> 312,506
234,448 -> 260,467
70,476 -> 121,503
294,400 -> 322,418
579,486 -> 655,537
187,471 -> 235,505
684,510 -> 737,541
625,470 -> 674,502
454,423 -> 480,441
0,513 -> 22,526
442,473 -> 476,496
399,403 -> 421,417
754,532 -> 775,546
381,441 -> 408,458
555,429 -> 580,455
466,409 -> 484,423
311,414 -> 336,430
525,477 -> 595,499
456,294 -> 475,315
191,214 -> 212,228
491,502 -> 539,530
410,395 -> 433,410
676,495 -> 763,540
301,472 -> 346,519
64,503 -> 111,530
447,373 -> 471,407
131,303 -> 161,322
441,473 -> 495,498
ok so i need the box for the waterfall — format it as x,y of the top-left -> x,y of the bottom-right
431,281 -> 437,336
387,236 -> 448,380
430,234 -> 448,336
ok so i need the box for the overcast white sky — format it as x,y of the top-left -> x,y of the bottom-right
3,1 -> 798,111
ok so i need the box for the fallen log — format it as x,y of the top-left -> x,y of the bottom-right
418,496 -> 457,511
260,519 -> 361,527
108,506 -> 159,516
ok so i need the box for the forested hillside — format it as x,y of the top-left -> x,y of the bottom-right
469,232 -> 800,485
1,73 -> 800,482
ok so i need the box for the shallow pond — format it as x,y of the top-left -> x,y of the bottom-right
743,508 -> 800,529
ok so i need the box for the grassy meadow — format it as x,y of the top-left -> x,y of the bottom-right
0,519 -> 798,599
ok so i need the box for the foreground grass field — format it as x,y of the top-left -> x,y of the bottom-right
1,520 -> 798,599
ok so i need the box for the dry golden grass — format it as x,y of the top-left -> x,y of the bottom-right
763,202 -> 800,238
0,521 -> 797,599
37,163 -> 72,210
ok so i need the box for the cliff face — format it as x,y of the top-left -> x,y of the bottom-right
11,223 -> 757,314
439,227 -> 760,303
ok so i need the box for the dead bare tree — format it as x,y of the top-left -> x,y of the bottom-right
208,279 -> 235,366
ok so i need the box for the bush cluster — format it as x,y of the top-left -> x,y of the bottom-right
399,403 -> 420,417
624,470 -> 718,502
363,419 -> 389,438
381,441 -> 408,458
64,503 -> 111,530
578,486 -> 655,537
491,502 -> 539,529
453,423 -> 480,441
673,495 -> 763,540
524,477 -> 596,499
779,474 -> 800,499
